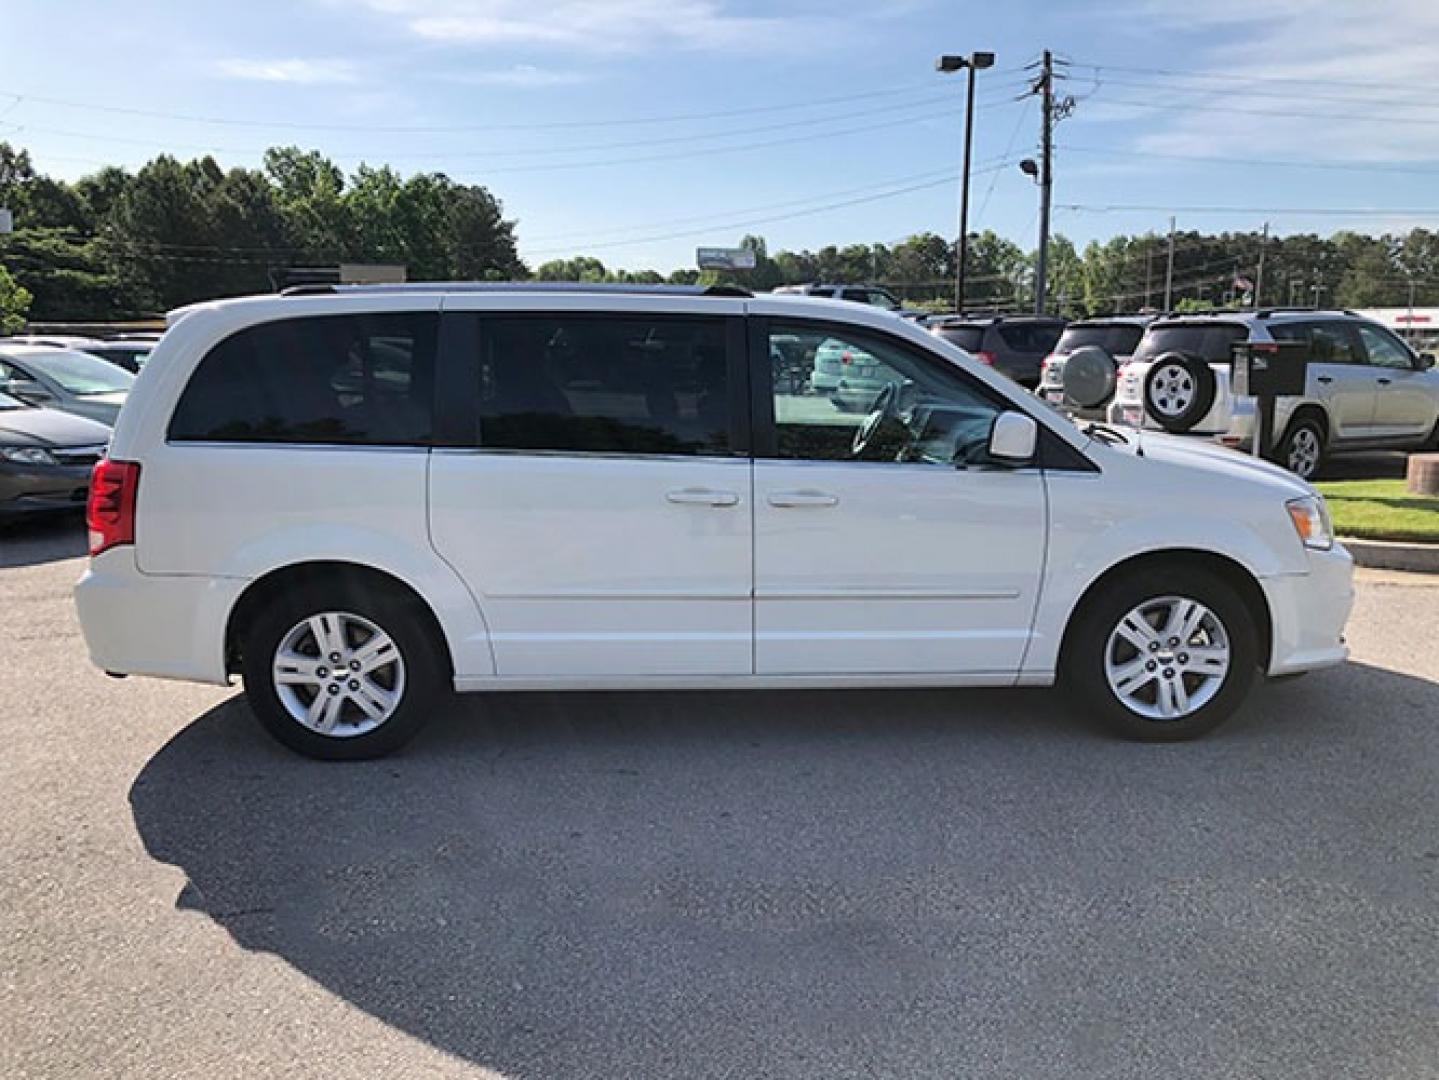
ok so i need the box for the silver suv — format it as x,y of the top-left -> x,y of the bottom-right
1037,315 -> 1155,417
1108,310 -> 1439,479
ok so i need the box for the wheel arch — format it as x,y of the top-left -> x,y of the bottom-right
1056,548 -> 1273,675
1284,402 -> 1331,442
224,561 -> 455,680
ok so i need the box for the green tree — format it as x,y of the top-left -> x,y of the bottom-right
0,263 -> 32,333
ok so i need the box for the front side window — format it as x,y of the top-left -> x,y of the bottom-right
475,316 -> 730,456
169,313 -> 437,444
773,321 -> 1006,466
1355,323 -> 1415,369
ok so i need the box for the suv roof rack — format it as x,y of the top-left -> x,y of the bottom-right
1254,307 -> 1360,319
279,281 -> 753,299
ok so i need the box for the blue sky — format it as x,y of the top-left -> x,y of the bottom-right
4,0 -> 1438,271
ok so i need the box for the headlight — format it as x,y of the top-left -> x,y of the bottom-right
0,446 -> 58,466
1286,495 -> 1334,551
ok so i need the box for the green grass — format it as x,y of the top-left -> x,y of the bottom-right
1314,478 -> 1439,543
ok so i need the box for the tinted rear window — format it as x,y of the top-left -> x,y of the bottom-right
933,325 -> 985,352
473,315 -> 730,456
995,322 -> 1065,354
1056,324 -> 1145,356
1133,323 -> 1247,364
169,313 -> 438,445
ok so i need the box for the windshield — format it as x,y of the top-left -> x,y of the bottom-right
19,350 -> 135,395
1057,324 -> 1145,356
1133,323 -> 1247,365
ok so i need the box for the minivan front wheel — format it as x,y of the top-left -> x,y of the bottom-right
241,590 -> 442,759
1064,568 -> 1259,741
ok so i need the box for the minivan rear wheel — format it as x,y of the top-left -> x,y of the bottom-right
1063,567 -> 1259,741
241,587 -> 443,759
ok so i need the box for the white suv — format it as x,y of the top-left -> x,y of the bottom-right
76,284 -> 1353,758
1108,311 -> 1439,478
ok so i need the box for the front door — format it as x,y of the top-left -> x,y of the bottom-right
1275,321 -> 1376,439
751,318 -> 1048,676
428,300 -> 753,677
1355,323 -> 1437,438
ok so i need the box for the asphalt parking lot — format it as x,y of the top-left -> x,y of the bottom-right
4,515 -> 1439,1080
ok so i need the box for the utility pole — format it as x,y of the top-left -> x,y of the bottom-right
1144,239 -> 1153,310
1035,50 -> 1054,315
1254,221 -> 1269,308
1163,216 -> 1176,310
1310,279 -> 1326,310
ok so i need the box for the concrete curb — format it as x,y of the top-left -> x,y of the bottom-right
1341,537 -> 1439,574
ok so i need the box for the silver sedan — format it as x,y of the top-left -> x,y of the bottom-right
0,345 -> 134,427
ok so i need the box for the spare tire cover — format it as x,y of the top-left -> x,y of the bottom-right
1061,345 -> 1118,408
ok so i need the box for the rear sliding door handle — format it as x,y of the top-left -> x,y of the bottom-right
1377,377 -> 1393,386
767,490 -> 840,508
1317,375 -> 1334,384
665,488 -> 739,507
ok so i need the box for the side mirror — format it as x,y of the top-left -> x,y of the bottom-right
988,411 -> 1039,464
1419,352 -> 1435,371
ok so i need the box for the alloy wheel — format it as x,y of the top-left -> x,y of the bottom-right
271,611 -> 407,737
1103,596 -> 1231,721
1287,427 -> 1322,479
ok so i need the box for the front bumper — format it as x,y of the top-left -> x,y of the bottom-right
0,463 -> 91,518
1261,543 -> 1354,676
74,548 -> 247,685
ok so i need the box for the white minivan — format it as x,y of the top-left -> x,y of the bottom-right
76,284 -> 1353,759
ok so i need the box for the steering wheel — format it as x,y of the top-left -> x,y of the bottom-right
851,381 -> 909,460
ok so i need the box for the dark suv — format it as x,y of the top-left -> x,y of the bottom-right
927,316 -> 1067,388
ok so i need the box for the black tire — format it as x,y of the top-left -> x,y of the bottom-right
1062,566 -> 1259,742
1270,414 -> 1327,480
1143,352 -> 1216,433
240,583 -> 444,760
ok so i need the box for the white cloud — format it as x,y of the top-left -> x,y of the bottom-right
441,64 -> 591,87
217,58 -> 360,84
356,0 -> 830,54
1110,0 -> 1439,163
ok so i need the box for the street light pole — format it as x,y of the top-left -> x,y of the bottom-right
938,51 -> 995,314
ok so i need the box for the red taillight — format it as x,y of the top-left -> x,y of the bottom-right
87,459 -> 140,556
977,350 -> 997,366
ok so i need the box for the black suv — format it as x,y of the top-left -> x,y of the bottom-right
927,315 -> 1067,388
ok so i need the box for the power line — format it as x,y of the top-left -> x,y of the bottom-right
524,161 -> 1020,256
1066,71 -> 1439,113
1073,90 -> 1439,129
0,72 -> 1034,136
1059,203 -> 1439,216
1065,61 -> 1439,97
1060,144 -> 1439,178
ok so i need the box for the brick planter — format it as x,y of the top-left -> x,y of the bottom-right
1408,452 -> 1439,496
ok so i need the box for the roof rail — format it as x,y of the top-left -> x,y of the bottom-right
279,281 -> 752,299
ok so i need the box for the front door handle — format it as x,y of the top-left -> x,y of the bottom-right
1377,376 -> 1393,386
768,490 -> 840,508
1317,375 -> 1334,385
666,488 -> 739,507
